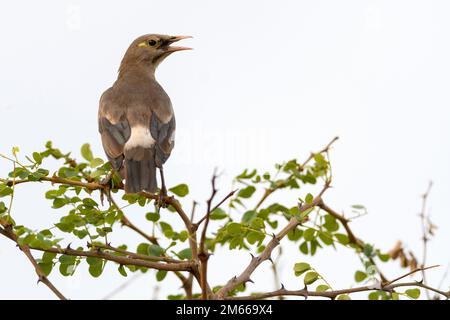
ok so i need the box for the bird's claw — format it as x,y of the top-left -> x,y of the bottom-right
156,189 -> 169,209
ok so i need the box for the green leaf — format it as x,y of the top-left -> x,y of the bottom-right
159,221 -> 174,238
354,270 -> 367,282
368,291 -> 380,300
303,228 -> 316,241
89,264 -> 103,277
178,248 -> 192,260
405,288 -> 420,299
156,270 -> 167,281
303,271 -> 319,285
318,231 -> 333,245
52,198 -> 67,209
90,158 -> 104,168
246,231 -> 264,245
148,244 -> 164,256
287,228 -> 303,241
137,243 -> 150,255
42,251 -> 57,263
146,212 -> 160,222
323,215 -> 339,232
210,208 -> 227,220
118,265 -> 127,277
250,217 -> 265,229
237,186 -> 256,198
299,242 -> 308,254
81,143 -> 94,161
38,262 -> 53,276
337,294 -> 351,300
334,233 -> 349,245
241,210 -> 257,223
316,284 -> 330,292
294,262 -> 311,276
305,193 -> 314,204
32,152 -> 43,165
169,184 -> 189,197
227,222 -> 243,235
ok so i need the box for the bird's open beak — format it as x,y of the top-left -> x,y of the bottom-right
164,35 -> 193,52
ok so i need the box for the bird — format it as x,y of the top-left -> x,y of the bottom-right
98,34 -> 191,195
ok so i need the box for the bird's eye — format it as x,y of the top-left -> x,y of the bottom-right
148,40 -> 157,46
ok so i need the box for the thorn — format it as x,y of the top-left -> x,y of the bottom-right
267,256 -> 274,264
232,276 -> 237,282
250,253 -> 255,259
66,243 -> 72,250
280,283 -> 285,290
247,278 -> 254,284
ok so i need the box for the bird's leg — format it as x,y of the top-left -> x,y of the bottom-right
100,170 -> 114,186
157,167 -> 168,208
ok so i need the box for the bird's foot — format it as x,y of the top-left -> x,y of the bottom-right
99,171 -> 113,187
156,187 -> 169,209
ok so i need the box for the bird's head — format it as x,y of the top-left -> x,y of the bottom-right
119,34 -> 192,76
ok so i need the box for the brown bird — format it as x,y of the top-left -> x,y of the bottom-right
98,34 -> 191,194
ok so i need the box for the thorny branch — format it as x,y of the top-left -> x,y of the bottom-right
0,222 -> 67,300
1,136 -> 448,300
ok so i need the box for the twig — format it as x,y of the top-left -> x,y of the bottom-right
419,181 -> 433,299
198,171 -> 219,300
253,136 -> 339,211
216,181 -> 331,299
318,200 -> 388,283
0,225 -> 67,300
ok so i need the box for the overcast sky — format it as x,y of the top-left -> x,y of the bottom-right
0,0 -> 449,299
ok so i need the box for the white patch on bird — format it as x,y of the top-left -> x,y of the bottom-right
125,126 -> 155,149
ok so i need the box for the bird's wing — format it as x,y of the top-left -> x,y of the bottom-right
150,112 -> 176,168
98,90 -> 131,171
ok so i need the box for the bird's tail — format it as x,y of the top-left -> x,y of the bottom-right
124,147 -> 157,194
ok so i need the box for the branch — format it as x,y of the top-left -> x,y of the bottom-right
0,225 -> 67,300
28,244 -> 193,272
216,181 -> 331,299
228,266 -> 449,300
254,136 -> 339,211
198,172 -> 219,300
419,181 -> 433,299
318,200 -> 388,283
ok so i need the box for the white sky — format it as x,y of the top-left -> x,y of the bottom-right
0,0 -> 449,299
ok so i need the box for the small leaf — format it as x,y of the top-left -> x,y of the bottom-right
337,294 -> 351,300
237,186 -> 256,198
294,262 -> 311,276
303,271 -> 319,285
305,193 -> 314,204
146,212 -> 160,222
178,248 -> 192,260
316,284 -> 330,292
210,208 -> 227,220
303,228 -> 316,241
354,271 -> 367,282
81,143 -> 94,161
169,184 -> 189,197
156,270 -> 167,281
90,158 -> 104,168
405,288 -> 420,299
118,265 -> 127,277
148,244 -> 164,256
227,222 -> 242,235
